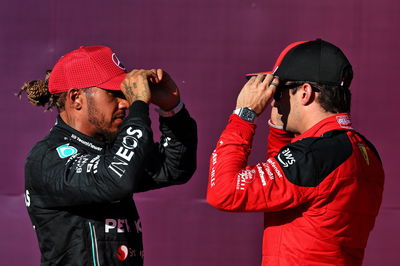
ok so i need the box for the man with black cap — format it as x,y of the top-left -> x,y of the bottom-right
207,39 -> 384,265
20,46 -> 197,265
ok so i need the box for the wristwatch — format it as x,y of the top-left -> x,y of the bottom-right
233,107 -> 257,123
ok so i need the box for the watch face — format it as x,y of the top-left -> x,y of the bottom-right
241,108 -> 256,122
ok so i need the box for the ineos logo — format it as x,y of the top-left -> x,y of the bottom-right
112,53 -> 126,70
108,127 -> 143,178
122,128 -> 142,150
122,136 -> 139,150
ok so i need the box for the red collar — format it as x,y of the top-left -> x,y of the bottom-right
292,113 -> 353,142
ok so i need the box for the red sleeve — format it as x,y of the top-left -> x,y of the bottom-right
207,114 -> 314,212
266,120 -> 294,158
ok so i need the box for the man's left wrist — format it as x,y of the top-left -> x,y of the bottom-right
233,107 -> 257,123
156,101 -> 184,117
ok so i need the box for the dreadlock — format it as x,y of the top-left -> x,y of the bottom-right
16,70 -> 67,111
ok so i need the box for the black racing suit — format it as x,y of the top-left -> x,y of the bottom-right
24,101 -> 197,265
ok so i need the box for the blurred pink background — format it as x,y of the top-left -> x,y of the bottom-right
1,0 -> 399,265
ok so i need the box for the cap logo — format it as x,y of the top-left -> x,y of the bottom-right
112,53 -> 126,70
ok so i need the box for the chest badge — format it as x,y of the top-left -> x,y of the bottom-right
56,144 -> 78,159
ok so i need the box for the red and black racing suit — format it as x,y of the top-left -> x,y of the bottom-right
207,113 -> 384,266
25,101 -> 197,265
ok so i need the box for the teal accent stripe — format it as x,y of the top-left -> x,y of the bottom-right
89,222 -> 98,266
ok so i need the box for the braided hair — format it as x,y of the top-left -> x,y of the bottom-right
16,70 -> 67,111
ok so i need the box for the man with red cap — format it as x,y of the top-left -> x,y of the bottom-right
20,46 -> 197,265
207,39 -> 384,265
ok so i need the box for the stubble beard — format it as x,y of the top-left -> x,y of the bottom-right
87,98 -> 118,143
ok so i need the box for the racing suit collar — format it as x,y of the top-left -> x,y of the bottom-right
54,116 -> 106,154
292,113 -> 352,142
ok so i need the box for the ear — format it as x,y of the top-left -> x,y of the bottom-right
300,83 -> 314,106
66,89 -> 84,110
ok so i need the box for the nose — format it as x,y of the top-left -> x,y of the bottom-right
118,97 -> 129,109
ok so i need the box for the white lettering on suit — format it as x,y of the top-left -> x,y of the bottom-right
108,127 -> 143,178
210,151 -> 217,187
267,159 -> 283,178
105,218 -> 132,233
277,148 -> 296,168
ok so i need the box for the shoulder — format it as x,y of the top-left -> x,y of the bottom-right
275,130 -> 353,187
26,130 -> 84,176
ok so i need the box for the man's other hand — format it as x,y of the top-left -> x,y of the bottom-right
150,69 -> 180,111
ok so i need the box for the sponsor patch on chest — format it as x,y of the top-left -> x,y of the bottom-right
56,144 -> 78,158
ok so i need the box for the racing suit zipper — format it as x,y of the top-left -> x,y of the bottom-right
88,222 -> 100,266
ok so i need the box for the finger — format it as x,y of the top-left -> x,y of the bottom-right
271,77 -> 280,87
141,70 -> 158,84
254,74 -> 266,84
269,77 -> 280,90
147,70 -> 157,84
140,73 -> 151,93
264,76 -> 279,100
149,69 -> 157,82
261,74 -> 274,86
246,75 -> 257,85
270,81 -> 278,87
157,69 -> 163,81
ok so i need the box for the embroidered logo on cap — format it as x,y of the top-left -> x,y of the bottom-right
112,53 -> 126,70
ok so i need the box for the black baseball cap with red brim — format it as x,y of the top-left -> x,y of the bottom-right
246,39 -> 353,88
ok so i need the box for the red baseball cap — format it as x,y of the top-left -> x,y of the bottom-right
48,46 -> 127,94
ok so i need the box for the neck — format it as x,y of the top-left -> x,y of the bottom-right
297,108 -> 336,134
60,111 -> 76,129
60,110 -> 93,138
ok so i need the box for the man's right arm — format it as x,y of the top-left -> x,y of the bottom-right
207,74 -> 312,212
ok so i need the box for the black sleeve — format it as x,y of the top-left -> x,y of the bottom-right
135,106 -> 198,192
28,101 -> 154,208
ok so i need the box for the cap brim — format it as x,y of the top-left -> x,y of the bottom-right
97,72 -> 127,91
245,41 -> 309,80
245,71 -> 274,80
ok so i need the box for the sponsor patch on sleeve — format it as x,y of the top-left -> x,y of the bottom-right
277,148 -> 296,168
